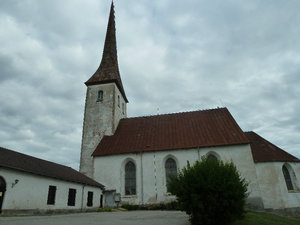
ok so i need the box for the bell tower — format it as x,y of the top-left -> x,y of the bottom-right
80,2 -> 128,178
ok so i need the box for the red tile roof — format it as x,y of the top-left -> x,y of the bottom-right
92,108 -> 249,156
0,147 -> 104,188
245,131 -> 300,163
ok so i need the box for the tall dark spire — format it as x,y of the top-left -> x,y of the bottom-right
85,2 -> 128,102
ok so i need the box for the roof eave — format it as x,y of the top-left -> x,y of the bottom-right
254,159 -> 300,163
92,141 -> 250,157
0,164 -> 105,189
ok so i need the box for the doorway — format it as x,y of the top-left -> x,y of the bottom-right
0,176 -> 6,213
100,194 -> 103,208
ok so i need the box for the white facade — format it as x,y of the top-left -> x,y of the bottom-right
93,144 -> 264,209
0,167 -> 102,214
254,162 -> 300,210
80,83 -> 127,178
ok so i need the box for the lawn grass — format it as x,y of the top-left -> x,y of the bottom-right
233,211 -> 300,225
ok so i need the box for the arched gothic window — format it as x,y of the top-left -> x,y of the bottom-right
207,154 -> 218,161
282,165 -> 294,191
165,158 -> 177,192
125,161 -> 136,195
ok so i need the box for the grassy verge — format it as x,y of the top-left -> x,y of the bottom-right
97,208 -> 112,212
101,205 -> 300,225
233,211 -> 300,225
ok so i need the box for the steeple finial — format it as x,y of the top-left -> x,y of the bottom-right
85,1 -> 128,103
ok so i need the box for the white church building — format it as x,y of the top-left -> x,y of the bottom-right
79,2 -> 300,216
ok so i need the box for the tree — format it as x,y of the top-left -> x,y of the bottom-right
168,157 -> 248,225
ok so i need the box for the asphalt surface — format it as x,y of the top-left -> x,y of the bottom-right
0,210 -> 190,225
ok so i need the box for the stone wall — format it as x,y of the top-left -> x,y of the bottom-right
80,83 -> 126,178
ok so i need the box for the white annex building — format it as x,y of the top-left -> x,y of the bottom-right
79,2 -> 300,216
0,147 -> 104,214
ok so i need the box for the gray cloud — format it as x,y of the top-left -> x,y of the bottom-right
0,0 -> 299,169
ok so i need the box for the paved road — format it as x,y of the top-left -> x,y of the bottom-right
0,210 -> 190,225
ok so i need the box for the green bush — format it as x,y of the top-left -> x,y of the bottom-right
168,157 -> 248,225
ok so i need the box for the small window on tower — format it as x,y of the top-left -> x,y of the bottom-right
118,95 -> 120,107
122,103 -> 125,114
97,90 -> 103,102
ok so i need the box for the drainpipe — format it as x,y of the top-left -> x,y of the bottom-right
140,152 -> 144,204
81,184 -> 85,212
153,153 -> 157,201
197,146 -> 200,161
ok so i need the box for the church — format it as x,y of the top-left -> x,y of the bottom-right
79,2 -> 300,215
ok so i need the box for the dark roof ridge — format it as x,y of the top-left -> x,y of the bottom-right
0,146 -> 73,170
0,146 -> 104,188
125,107 -> 227,120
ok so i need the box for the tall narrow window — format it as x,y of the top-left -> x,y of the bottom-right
87,191 -> 93,207
68,188 -> 76,206
118,95 -> 120,107
47,185 -> 56,205
165,158 -> 177,192
282,165 -> 294,191
100,195 -> 103,208
125,161 -> 136,195
122,103 -> 125,114
97,90 -> 103,102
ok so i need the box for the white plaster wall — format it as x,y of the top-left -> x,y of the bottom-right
255,162 -> 300,209
0,168 -> 102,212
80,83 -> 126,178
94,144 -> 262,207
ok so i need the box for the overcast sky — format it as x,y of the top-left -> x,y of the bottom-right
1,0 -> 299,170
